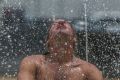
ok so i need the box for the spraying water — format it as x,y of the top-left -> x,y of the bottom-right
84,0 -> 89,62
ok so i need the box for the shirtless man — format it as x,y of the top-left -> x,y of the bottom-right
17,19 -> 104,80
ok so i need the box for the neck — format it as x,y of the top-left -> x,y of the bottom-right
45,52 -> 74,65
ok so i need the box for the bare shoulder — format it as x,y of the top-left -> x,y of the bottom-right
19,54 -> 45,71
18,55 -> 45,80
18,55 -> 45,76
76,58 -> 103,80
20,55 -> 45,65
75,58 -> 99,70
81,60 -> 101,73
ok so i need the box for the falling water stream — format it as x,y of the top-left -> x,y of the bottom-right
84,0 -> 89,62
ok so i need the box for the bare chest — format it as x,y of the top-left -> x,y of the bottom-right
36,63 -> 86,80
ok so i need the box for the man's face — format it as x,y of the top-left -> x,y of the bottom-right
47,19 -> 76,55
48,33 -> 74,55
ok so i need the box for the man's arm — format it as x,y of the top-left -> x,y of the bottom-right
17,57 -> 36,80
86,64 -> 104,80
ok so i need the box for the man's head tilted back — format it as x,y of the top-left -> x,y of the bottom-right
47,19 -> 77,55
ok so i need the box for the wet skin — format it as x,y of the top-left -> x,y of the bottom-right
17,55 -> 103,80
17,19 -> 103,80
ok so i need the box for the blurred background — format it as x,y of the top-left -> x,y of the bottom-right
0,0 -> 119,80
